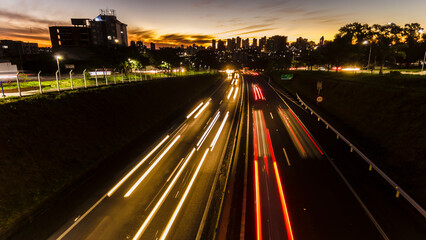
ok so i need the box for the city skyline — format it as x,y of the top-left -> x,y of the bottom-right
1,0 -> 426,47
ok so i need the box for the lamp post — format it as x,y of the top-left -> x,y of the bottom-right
419,29 -> 426,72
56,55 -> 62,79
363,40 -> 372,71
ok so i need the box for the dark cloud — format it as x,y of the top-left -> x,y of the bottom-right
127,27 -> 157,39
0,9 -> 66,26
235,28 -> 277,36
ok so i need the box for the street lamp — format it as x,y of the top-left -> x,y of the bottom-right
363,40 -> 372,71
419,29 -> 426,72
56,55 -> 62,79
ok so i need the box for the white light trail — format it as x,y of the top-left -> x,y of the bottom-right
107,135 -> 170,197
186,102 -> 204,119
227,87 -> 234,99
132,148 -> 196,240
194,99 -> 210,119
159,149 -> 209,240
233,87 -> 239,100
124,135 -> 181,197
197,111 -> 220,150
210,112 -> 229,151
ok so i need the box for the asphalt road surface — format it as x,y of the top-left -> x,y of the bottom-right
218,74 -> 426,240
9,74 -> 243,240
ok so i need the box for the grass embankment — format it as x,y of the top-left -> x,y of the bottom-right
0,73 -> 221,234
1,71 -> 208,92
270,71 -> 426,205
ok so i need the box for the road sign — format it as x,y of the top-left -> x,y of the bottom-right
316,96 -> 323,103
65,64 -> 75,69
281,74 -> 293,80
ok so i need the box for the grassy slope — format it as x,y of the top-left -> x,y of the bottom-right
270,71 -> 426,205
0,74 -> 220,233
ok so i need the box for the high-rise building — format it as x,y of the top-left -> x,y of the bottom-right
49,9 -> 128,48
259,36 -> 267,51
242,38 -> 250,49
266,35 -> 287,52
150,42 -> 156,50
217,40 -> 225,51
236,37 -> 241,49
212,39 -> 216,51
252,38 -> 258,48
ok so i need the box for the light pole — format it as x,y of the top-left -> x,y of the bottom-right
56,55 -> 62,79
363,40 -> 372,71
419,29 -> 426,72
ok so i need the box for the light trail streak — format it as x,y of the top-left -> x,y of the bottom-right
210,111 -> 229,151
197,111 -> 220,150
253,84 -> 258,101
234,79 -> 238,86
194,99 -> 210,119
107,135 -> 170,197
254,160 -> 262,240
227,86 -> 234,99
233,87 -> 239,100
160,149 -> 209,240
273,162 -> 295,240
186,102 -> 204,119
278,108 -> 306,156
132,148 -> 196,240
288,108 -> 324,155
252,109 -> 262,240
124,135 -> 181,197
266,129 -> 294,240
231,79 -> 235,85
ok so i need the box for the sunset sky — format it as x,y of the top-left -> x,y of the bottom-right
1,0 -> 426,47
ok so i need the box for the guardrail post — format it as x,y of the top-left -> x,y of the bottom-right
369,165 -> 372,171
326,124 -> 329,129
318,117 -> 320,121
311,111 -> 313,115
69,69 -> 74,90
105,68 -> 108,85
95,69 -> 99,87
38,71 -> 42,94
350,146 -> 353,152
396,187 -> 400,198
16,72 -> 22,97
83,69 -> 87,88
55,70 -> 60,92
1,81 -> 5,98
336,134 -> 339,139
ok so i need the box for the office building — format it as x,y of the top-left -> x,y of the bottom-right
0,40 -> 39,57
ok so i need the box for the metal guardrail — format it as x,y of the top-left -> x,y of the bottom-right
296,93 -> 426,218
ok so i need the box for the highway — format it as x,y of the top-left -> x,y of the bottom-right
218,73 -> 426,240
9,73 -> 243,240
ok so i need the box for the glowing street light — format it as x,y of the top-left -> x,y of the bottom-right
363,40 -> 372,71
56,55 -> 62,79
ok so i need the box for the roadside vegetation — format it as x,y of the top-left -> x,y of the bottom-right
0,73 -> 221,235
270,70 -> 426,205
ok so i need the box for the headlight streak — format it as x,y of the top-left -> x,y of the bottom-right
194,99 -> 211,119
278,107 -> 306,157
210,112 -> 229,151
287,108 -> 324,155
233,87 -> 239,100
197,111 -> 220,150
234,79 -> 238,86
132,148 -> 196,240
124,135 -> 181,197
159,149 -> 210,240
186,102 -> 204,119
252,110 -> 262,240
107,135 -> 170,197
231,79 -> 235,85
227,86 -> 234,99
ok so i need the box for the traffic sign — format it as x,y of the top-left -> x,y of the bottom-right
316,96 -> 323,102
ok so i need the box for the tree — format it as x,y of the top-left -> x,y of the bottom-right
371,23 -> 403,74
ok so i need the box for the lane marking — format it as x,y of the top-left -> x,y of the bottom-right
282,148 -> 291,166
